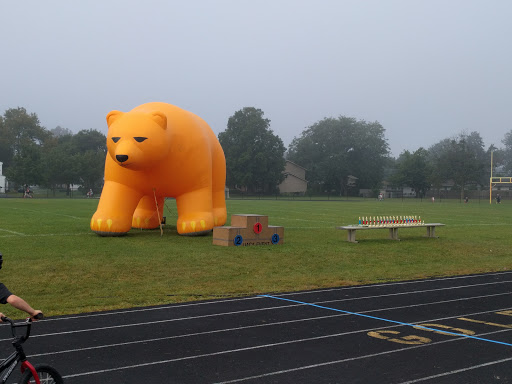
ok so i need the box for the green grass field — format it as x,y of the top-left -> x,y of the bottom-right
0,196 -> 511,318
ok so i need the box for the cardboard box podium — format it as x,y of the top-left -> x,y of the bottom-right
213,214 -> 284,247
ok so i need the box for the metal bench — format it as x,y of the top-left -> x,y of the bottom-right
336,223 -> 445,243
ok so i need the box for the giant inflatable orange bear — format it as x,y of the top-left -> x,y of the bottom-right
90,102 -> 227,236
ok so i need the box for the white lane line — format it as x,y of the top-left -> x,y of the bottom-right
397,357 -> 512,383
274,280 -> 512,308
27,313 -> 347,357
3,207 -> 84,220
22,296 -> 263,322
261,294 -> 512,348
11,289 -> 509,346
6,284 -> 509,344
278,271 -> 512,297
27,305 -> 512,358
0,228 -> 26,236
32,274 -> 512,324
62,327 -> 512,380
0,232 -> 92,238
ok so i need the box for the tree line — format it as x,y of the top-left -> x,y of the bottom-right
0,107 -> 106,195
222,108 -> 512,198
389,132 -> 494,200
1,106 -> 510,197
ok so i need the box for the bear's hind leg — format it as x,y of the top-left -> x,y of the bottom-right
211,142 -> 227,227
132,195 -> 165,229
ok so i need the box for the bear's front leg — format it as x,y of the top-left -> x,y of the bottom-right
91,181 -> 143,236
175,188 -> 215,235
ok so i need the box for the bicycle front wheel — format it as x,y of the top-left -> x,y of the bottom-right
19,364 -> 64,384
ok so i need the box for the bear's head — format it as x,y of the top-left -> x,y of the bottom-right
106,110 -> 169,170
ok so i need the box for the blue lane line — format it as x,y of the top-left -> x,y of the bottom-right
259,294 -> 512,348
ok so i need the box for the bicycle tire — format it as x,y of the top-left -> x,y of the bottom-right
19,363 -> 64,384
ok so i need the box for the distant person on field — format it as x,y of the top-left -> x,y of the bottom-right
465,196 -> 469,203
0,252 -> 42,321
431,196 -> 435,203
87,189 -> 93,198
23,186 -> 32,198
496,194 -> 501,204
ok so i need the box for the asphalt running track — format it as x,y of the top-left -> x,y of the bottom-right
1,272 -> 511,383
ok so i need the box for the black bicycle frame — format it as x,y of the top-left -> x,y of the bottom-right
0,318 -> 41,384
0,350 -> 21,383
0,351 -> 40,384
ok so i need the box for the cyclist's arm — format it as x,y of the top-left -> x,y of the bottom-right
6,295 -> 42,320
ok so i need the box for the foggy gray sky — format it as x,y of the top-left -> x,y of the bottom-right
1,0 -> 510,157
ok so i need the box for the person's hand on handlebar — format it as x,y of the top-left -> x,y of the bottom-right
0,310 -> 43,322
29,310 -> 43,321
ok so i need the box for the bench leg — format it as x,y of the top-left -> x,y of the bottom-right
347,229 -> 358,243
426,226 -> 437,238
388,228 -> 400,241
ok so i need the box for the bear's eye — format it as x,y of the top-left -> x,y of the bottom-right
134,137 -> 148,143
112,137 -> 121,143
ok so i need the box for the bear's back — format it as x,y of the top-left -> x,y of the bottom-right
130,102 -> 207,134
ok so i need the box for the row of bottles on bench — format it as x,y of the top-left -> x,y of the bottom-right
358,216 -> 424,226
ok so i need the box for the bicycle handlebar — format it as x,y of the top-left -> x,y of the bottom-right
1,313 -> 44,323
1,313 -> 44,341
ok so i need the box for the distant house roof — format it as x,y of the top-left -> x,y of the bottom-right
285,160 -> 307,171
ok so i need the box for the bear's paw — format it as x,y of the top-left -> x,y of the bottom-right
90,216 -> 129,236
177,216 -> 213,236
132,215 -> 160,230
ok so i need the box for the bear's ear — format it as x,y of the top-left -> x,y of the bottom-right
150,112 -> 167,130
106,110 -> 124,128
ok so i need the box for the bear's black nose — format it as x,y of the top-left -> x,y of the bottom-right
116,155 -> 129,163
